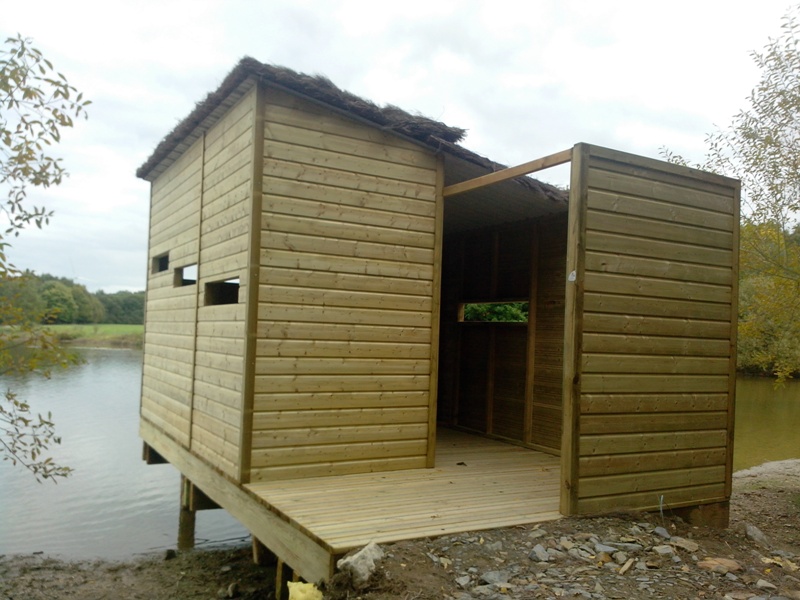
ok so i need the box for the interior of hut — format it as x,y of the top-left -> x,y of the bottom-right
435,153 -> 572,456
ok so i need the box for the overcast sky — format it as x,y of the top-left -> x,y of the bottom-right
2,0 -> 795,292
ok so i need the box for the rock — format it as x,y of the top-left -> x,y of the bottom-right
784,590 -> 800,600
163,549 -> 177,561
455,575 -> 472,588
613,551 -> 628,564
480,570 -> 509,585
755,579 -> 777,590
604,541 -> 644,552
653,526 -> 671,539
669,536 -> 700,552
697,557 -> 743,574
529,544 -> 550,562
486,541 -> 503,552
529,529 -> 548,540
596,551 -> 613,564
220,565 -> 233,574
336,541 -> 384,585
594,543 -> 618,554
652,545 -> 673,555
746,524 -> 771,548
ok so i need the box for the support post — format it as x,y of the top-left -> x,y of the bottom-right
178,475 -> 196,551
252,536 -> 277,566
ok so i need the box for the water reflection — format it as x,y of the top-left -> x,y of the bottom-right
0,348 -> 247,559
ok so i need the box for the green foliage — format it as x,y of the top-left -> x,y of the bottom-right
0,35 -> 89,481
41,281 -> 77,323
463,302 -> 529,323
70,284 -> 105,323
95,289 -> 145,324
663,7 -> 800,379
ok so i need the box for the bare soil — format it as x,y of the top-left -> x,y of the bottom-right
2,460 -> 798,600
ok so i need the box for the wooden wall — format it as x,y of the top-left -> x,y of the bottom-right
531,214 -> 568,453
439,220 -> 567,452
141,87 -> 256,481
563,145 -> 739,515
191,88 -> 256,478
250,87 -> 441,481
141,138 -> 203,447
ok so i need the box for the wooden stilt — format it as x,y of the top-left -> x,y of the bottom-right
178,475 -> 196,551
275,559 -> 293,600
251,535 -> 276,566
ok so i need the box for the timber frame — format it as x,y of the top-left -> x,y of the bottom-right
137,58 -> 740,587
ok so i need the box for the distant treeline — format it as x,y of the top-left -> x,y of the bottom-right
0,272 -> 145,325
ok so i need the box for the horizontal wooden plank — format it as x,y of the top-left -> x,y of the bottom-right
584,272 -> 731,304
581,354 -> 730,375
586,231 -> 732,267
580,411 -> 728,434
257,320 -> 431,344
255,357 -> 430,376
587,166 -> 734,214
259,284 -> 431,313
261,248 -> 433,281
257,303 -> 431,328
579,447 -> 727,477
580,429 -> 727,455
253,390 -> 429,412
263,160 -> 435,203
580,393 -> 729,413
583,313 -> 732,339
576,483 -> 726,514
249,455 -> 428,482
580,374 -> 729,394
257,339 -> 430,359
265,138 -> 435,185
264,90 -> 429,153
252,423 -> 428,449
262,230 -> 433,265
583,292 -> 731,321
579,465 -> 726,498
260,266 -> 432,297
582,333 -> 730,357
262,192 -> 434,233
252,407 -> 429,430
586,189 -> 734,231
586,208 -> 733,250
251,438 -> 427,468
584,251 -> 732,286
254,374 -> 430,394
264,211 -> 433,249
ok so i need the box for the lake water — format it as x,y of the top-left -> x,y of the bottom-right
0,349 -> 798,560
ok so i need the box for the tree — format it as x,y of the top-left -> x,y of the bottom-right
41,280 -> 77,323
663,7 -> 800,378
1,35 -> 89,481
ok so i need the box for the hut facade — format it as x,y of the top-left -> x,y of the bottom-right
137,58 -> 740,583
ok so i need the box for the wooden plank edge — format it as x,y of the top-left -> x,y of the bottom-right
140,418 -> 335,583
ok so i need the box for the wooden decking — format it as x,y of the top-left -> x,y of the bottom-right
246,428 -> 561,554
142,421 -> 560,583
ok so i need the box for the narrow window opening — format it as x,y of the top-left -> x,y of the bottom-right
151,252 -> 169,274
460,301 -> 529,323
174,264 -> 198,287
205,278 -> 240,305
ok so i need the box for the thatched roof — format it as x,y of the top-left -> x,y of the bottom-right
137,57 -> 564,203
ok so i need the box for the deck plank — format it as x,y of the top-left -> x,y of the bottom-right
245,428 -> 561,554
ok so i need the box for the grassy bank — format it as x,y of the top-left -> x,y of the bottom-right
46,324 -> 143,349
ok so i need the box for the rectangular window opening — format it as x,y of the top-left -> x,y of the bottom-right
205,277 -> 240,306
460,301 -> 529,323
151,252 -> 169,274
174,264 -> 198,287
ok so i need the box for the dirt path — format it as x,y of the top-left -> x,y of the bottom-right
2,461 -> 798,600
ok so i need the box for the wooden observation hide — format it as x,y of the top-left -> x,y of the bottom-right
137,58 -> 740,583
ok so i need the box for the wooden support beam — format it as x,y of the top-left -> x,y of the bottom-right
252,536 -> 277,566
188,483 -> 221,512
275,559 -> 294,600
443,148 -> 573,198
142,442 -> 168,465
178,476 -> 196,551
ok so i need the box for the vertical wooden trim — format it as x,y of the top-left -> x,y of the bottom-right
523,222 -> 539,445
724,180 -> 741,498
486,327 -> 496,435
560,144 -> 584,516
188,134 -> 205,450
139,182 -> 155,430
238,83 -> 265,484
426,155 -> 445,467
